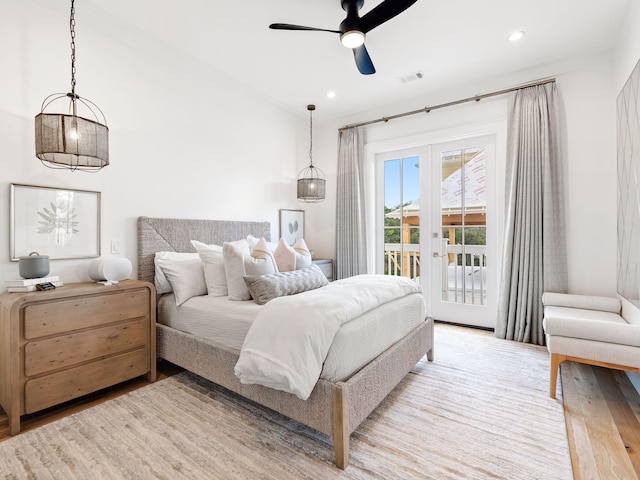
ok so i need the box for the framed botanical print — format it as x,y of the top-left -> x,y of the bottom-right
279,209 -> 304,245
10,183 -> 101,260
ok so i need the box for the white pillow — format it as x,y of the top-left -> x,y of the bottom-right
251,238 -> 279,273
247,235 -> 278,253
293,238 -> 312,269
154,252 -> 199,294
191,239 -> 248,297
155,256 -> 206,306
223,242 -> 278,301
190,240 -> 225,297
273,238 -> 296,272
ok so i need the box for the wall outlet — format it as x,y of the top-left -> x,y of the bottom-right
111,240 -> 121,254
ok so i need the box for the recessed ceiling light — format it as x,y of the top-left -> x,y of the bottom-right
508,30 -> 525,42
327,90 -> 336,99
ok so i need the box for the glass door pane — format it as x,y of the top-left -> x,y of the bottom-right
383,156 -> 420,279
440,146 -> 487,305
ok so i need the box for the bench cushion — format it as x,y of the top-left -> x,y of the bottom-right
543,310 -> 640,347
542,292 -> 621,313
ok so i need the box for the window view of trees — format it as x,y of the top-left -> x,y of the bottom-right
442,227 -> 486,246
384,203 -> 420,244
383,156 -> 420,278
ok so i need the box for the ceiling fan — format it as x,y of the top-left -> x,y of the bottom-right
269,0 -> 417,75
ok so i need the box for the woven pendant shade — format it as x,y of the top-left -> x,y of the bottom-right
297,166 -> 326,203
34,0 -> 109,172
35,108 -> 109,171
297,104 -> 325,203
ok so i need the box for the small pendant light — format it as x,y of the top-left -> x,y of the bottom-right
34,0 -> 109,172
297,104 -> 326,203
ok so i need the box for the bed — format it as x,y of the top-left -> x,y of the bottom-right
137,216 -> 434,469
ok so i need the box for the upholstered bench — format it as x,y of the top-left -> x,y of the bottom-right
542,292 -> 640,398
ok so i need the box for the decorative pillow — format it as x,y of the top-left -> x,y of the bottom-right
247,235 -> 278,253
251,238 -> 279,273
155,256 -> 206,306
273,238 -> 296,272
223,242 -> 278,301
243,264 -> 329,305
191,239 -> 248,297
293,238 -> 312,269
154,252 -> 199,294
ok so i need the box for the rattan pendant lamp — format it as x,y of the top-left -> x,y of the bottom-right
34,0 -> 109,172
297,104 -> 326,203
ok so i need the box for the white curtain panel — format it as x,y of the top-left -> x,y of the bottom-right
335,126 -> 367,279
496,82 -> 567,345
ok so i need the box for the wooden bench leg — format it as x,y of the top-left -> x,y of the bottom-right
332,383 -> 350,469
549,353 -> 566,399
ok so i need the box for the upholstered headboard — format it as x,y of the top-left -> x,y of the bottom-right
137,216 -> 271,284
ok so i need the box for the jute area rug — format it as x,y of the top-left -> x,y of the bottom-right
0,324 -> 572,480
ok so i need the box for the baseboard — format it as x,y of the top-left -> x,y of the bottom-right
433,319 -> 494,332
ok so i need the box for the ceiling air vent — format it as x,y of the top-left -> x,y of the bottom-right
398,71 -> 424,84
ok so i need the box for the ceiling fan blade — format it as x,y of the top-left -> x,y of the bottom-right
269,23 -> 341,34
360,0 -> 418,33
353,44 -> 375,75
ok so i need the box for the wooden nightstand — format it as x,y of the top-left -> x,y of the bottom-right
0,280 -> 156,435
313,259 -> 334,281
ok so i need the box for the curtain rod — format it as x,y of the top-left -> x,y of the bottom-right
338,77 -> 556,131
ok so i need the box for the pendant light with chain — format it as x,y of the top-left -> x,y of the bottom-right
297,105 -> 326,202
34,0 -> 109,172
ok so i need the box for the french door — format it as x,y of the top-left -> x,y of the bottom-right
377,134 -> 497,329
428,135 -> 497,328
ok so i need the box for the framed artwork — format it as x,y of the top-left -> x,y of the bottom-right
279,209 -> 304,245
10,184 -> 101,261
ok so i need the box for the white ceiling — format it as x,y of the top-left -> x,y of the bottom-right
82,0 -> 631,121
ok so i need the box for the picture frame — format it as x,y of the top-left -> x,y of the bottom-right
10,184 -> 101,261
279,209 -> 305,245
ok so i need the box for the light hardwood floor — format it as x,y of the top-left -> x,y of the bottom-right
560,362 -> 640,480
0,359 -> 638,479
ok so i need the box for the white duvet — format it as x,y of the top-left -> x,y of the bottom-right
234,274 -> 422,400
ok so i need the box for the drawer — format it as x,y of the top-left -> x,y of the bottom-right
24,318 -> 149,377
24,347 -> 150,414
23,289 -> 150,339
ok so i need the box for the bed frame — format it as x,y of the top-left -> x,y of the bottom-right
137,216 -> 434,469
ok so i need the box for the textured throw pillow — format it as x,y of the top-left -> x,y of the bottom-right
191,239 -> 248,297
223,242 -> 278,301
243,264 -> 329,305
293,238 -> 312,269
273,238 -> 296,272
154,252 -> 199,294
155,256 -> 207,306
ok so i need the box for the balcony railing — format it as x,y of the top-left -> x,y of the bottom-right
384,242 -> 487,305
384,243 -> 421,279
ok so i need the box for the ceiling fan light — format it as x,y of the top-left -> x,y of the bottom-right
341,30 -> 365,48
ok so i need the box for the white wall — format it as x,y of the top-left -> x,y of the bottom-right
0,0 -> 301,287
559,62 -> 617,295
